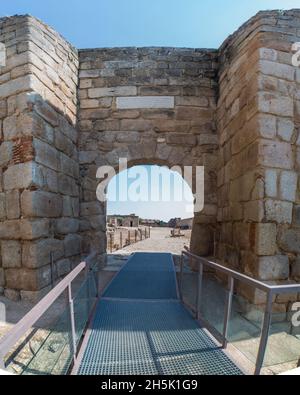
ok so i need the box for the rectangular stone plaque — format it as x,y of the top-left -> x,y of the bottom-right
116,96 -> 175,109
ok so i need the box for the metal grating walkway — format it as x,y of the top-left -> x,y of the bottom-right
77,253 -> 243,375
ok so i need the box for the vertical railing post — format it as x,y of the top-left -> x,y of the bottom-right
179,254 -> 184,300
68,284 -> 77,364
255,292 -> 273,375
135,230 -> 137,243
222,276 -> 234,348
120,232 -> 122,250
149,227 -> 151,238
110,234 -> 113,253
196,261 -> 203,320
50,252 -> 55,289
128,230 -> 131,244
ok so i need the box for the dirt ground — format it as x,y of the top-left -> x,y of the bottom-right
111,227 -> 191,255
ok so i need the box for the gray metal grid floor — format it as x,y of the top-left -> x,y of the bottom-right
78,300 -> 243,375
103,252 -> 178,300
77,253 -> 243,375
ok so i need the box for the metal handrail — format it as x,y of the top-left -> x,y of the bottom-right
180,248 -> 300,375
0,251 -> 99,371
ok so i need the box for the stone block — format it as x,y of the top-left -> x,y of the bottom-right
167,134 -> 197,146
55,218 -> 79,234
264,169 -> 278,198
21,190 -> 63,218
0,75 -> 33,99
292,257 -> 300,278
60,153 -> 79,178
89,86 -> 137,98
5,190 -> 20,220
115,131 -> 141,144
22,239 -> 64,269
258,140 -> 293,169
56,258 -> 71,277
253,223 -> 277,256
259,60 -> 295,81
279,171 -> 297,202
257,92 -> 293,117
1,240 -> 21,268
34,138 -> 60,171
0,193 -> 5,220
5,266 -> 52,291
277,118 -> 294,142
116,96 -> 174,109
58,174 -> 79,196
0,141 -> 13,166
4,289 -> 20,301
20,219 -> 50,240
265,199 -> 293,224
20,286 -> 52,303
0,268 -> 4,287
64,234 -> 82,257
279,228 -> 300,254
80,202 -> 103,216
62,196 -> 79,217
0,220 -> 20,239
244,200 -> 264,222
3,162 -> 42,191
257,255 -> 289,281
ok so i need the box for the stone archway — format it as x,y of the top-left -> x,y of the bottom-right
77,47 -> 219,264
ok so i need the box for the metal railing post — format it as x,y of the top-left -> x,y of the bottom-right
222,276 -> 234,348
68,284 -> 77,364
179,254 -> 184,299
255,292 -> 273,375
120,231 -> 122,249
196,262 -> 203,320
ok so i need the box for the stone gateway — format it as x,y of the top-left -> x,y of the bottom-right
0,10 -> 300,314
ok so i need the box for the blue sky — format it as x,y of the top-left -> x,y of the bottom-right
2,1 -> 299,220
1,1 -> 300,49
107,166 -> 194,222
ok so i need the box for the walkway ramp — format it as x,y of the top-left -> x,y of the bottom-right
77,252 -> 242,375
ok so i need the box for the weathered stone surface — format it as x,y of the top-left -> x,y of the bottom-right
3,162 -> 41,191
257,255 -> 289,281
56,258 -> 71,277
0,193 -> 5,220
0,141 -> 13,166
64,234 -> 82,257
34,138 -> 60,171
80,202 -> 103,216
21,190 -> 63,217
0,220 -> 20,239
55,218 -> 79,234
20,219 -> 50,240
1,240 -> 21,268
253,223 -> 277,256
265,199 -> 293,223
279,171 -> 297,202
89,86 -> 137,98
116,96 -> 175,109
5,190 -> 20,219
279,228 -> 300,254
277,118 -> 294,142
22,239 -> 64,268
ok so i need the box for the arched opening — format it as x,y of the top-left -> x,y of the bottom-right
105,164 -> 195,258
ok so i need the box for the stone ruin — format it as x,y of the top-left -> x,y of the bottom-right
0,10 -> 300,314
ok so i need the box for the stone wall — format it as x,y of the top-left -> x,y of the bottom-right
1,10 -> 300,303
217,10 -> 300,310
77,47 -> 219,262
0,15 -> 81,301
